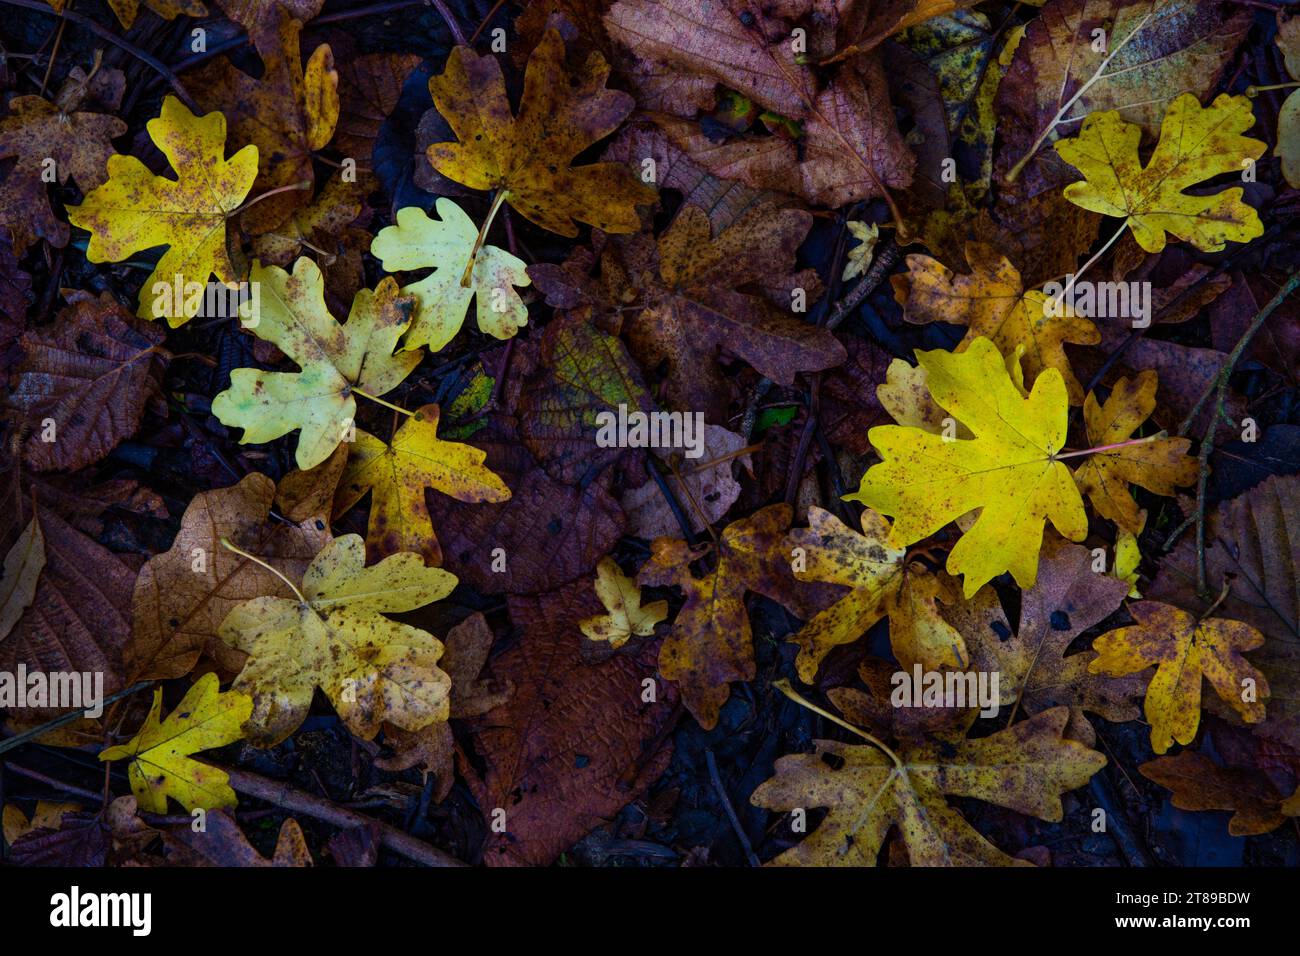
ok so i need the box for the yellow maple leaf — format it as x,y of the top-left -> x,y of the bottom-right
67,96 -> 258,324
211,258 -> 421,470
785,506 -> 969,679
846,336 -> 1087,598
370,200 -> 530,352
751,703 -> 1104,866
892,242 -> 1099,403
1089,601 -> 1268,754
579,557 -> 668,649
332,404 -> 511,566
1054,92 -> 1265,253
1073,371 -> 1198,534
219,535 -> 457,745
425,28 -> 656,237
99,673 -> 251,813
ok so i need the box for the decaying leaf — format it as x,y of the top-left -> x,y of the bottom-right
639,504 -> 802,728
531,204 -> 844,420
0,515 -> 44,643
193,9 -> 338,233
751,704 -> 1105,865
1140,750 -> 1300,836
892,243 -> 1099,403
0,83 -> 125,253
9,293 -> 167,472
129,472 -> 331,681
219,535 -> 457,744
958,539 -> 1140,743
426,28 -> 656,236
163,811 -> 312,866
333,403 -> 511,565
470,579 -> 675,866
1072,371 -> 1198,534
1090,600 -> 1268,753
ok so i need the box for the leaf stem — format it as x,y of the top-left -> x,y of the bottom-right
1051,434 -> 1161,461
772,679 -> 903,770
1049,222 -> 1126,311
351,388 -> 414,417
1004,3 -> 1158,183
229,180 -> 313,219
1246,82 -> 1300,95
219,537 -> 308,605
461,189 -> 509,288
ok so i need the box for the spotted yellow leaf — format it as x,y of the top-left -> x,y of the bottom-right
99,673 -> 251,813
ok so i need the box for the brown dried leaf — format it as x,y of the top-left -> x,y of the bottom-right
9,294 -> 166,472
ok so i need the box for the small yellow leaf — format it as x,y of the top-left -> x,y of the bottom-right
1055,93 -> 1265,253
333,404 -> 511,565
67,96 -> 258,324
1089,601 -> 1268,754
579,557 -> 668,649
99,673 -> 251,813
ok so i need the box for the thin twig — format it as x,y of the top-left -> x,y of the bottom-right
0,0 -> 198,110
705,749 -> 760,867
0,681 -> 154,758
221,766 -> 465,867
